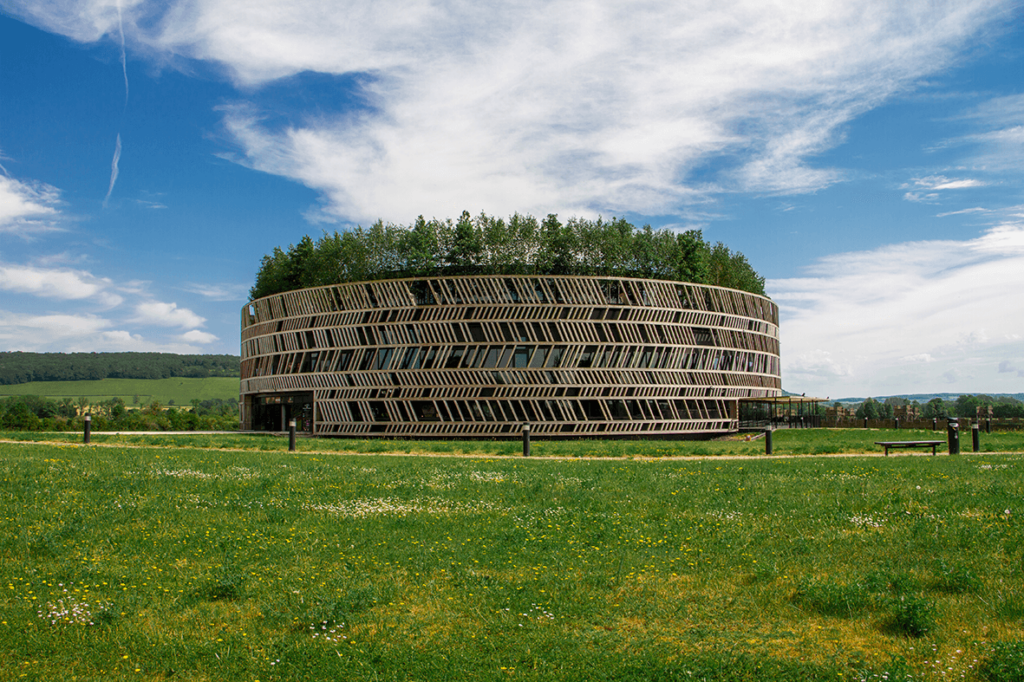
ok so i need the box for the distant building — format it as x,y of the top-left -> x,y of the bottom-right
240,275 -> 782,438
894,404 -> 919,420
827,405 -> 856,419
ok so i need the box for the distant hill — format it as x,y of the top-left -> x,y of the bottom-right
0,352 -> 240,386
830,392 -> 1024,405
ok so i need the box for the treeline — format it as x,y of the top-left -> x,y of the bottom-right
0,395 -> 239,432
250,211 -> 767,301
851,394 -> 1024,420
0,353 -> 240,386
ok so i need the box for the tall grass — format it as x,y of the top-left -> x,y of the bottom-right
1,440 -> 1022,680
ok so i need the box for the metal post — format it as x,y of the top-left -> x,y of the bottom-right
932,418 -> 937,432
522,423 -> 531,457
83,414 -> 91,444
895,418 -> 899,430
986,418 -> 991,434
947,418 -> 960,455
864,417 -> 868,429
765,428 -> 773,455
288,419 -> 296,452
972,421 -> 980,453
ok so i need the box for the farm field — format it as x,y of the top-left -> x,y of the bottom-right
0,377 -> 240,406
1,440 -> 1022,681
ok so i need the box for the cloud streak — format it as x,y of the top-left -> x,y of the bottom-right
103,133 -> 122,207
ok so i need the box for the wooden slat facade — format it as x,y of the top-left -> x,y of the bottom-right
240,275 -> 782,437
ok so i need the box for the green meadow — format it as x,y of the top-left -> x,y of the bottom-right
0,377 -> 240,406
2,437 -> 1023,681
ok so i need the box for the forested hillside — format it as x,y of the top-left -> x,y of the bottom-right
0,353 -> 240,386
250,211 -> 767,300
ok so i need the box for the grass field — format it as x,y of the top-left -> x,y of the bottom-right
1,435 -> 1022,681
0,377 -> 240,405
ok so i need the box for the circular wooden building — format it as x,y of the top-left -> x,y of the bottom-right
240,275 -> 781,438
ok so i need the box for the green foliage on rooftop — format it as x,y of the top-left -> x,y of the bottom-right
250,211 -> 767,300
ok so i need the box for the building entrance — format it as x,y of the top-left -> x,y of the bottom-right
252,393 -> 314,432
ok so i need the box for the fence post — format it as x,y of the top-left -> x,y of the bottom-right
288,419 -> 296,452
83,414 -> 91,444
947,418 -> 960,455
522,423 -> 531,457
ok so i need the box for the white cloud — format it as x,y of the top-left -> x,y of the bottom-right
900,353 -> 935,363
180,329 -> 218,344
0,175 -> 63,233
934,94 -> 1024,174
5,0 -> 1013,222
0,310 -> 220,352
784,349 -> 854,381
937,207 -> 989,217
902,176 -> 985,203
0,312 -> 110,340
183,282 -> 249,301
132,301 -> 206,328
100,330 -> 146,347
905,175 -> 985,191
770,221 -> 1024,397
0,263 -> 123,307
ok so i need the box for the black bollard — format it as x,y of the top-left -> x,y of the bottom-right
83,414 -> 91,444
864,417 -> 868,429
895,418 -> 899,430
986,418 -> 991,434
972,422 -> 980,453
765,428 -> 773,455
288,419 -> 296,451
522,423 -> 531,457
947,419 -> 960,455
932,418 -> 937,432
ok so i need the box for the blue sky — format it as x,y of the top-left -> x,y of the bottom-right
1,0 -> 1022,399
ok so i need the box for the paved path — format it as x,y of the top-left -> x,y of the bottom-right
1,437 -> 1018,461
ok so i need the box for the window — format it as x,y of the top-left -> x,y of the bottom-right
445,347 -> 465,369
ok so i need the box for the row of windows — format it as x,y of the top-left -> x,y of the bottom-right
312,382 -> 767,401
244,305 -> 778,341
242,319 -> 780,359
241,370 -> 780,401
244,344 -> 780,378
315,397 -> 734,424
313,419 -> 733,436
246,277 -> 777,327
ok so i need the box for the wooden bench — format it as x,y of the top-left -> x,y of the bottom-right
874,440 -> 945,456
